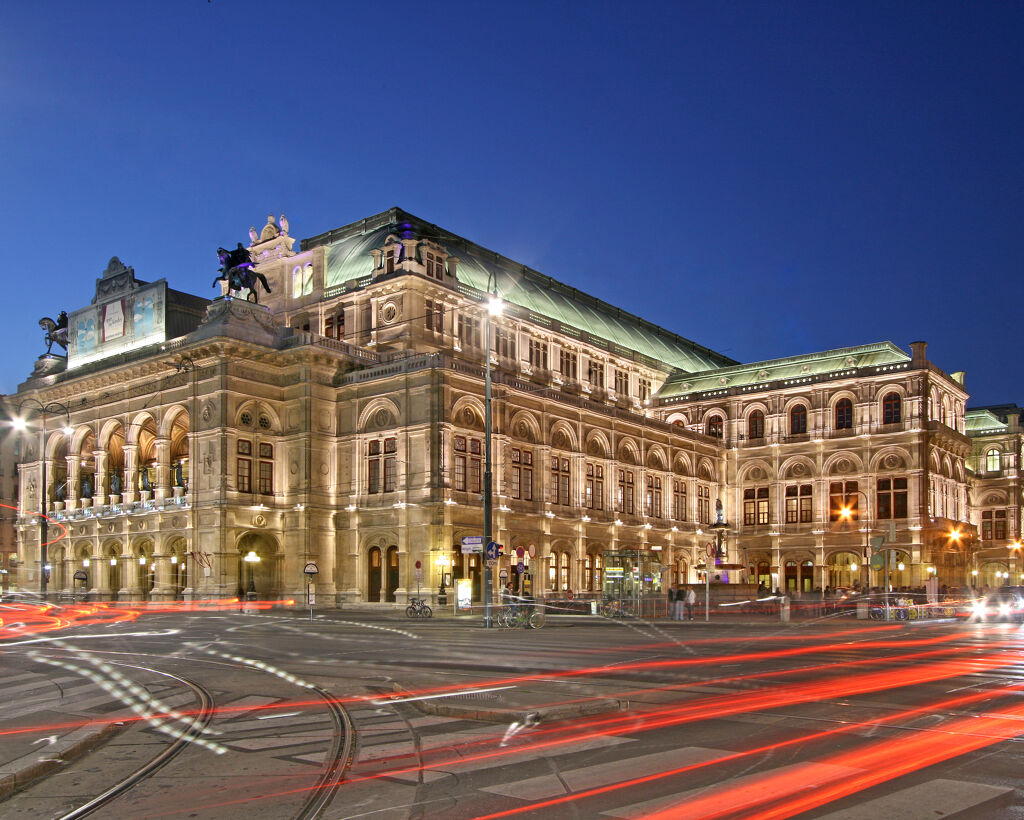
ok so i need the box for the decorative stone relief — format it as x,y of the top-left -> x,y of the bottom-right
379,300 -> 401,325
883,454 -> 902,470
835,459 -> 851,474
254,514 -> 267,528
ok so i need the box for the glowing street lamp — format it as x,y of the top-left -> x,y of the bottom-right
244,550 -> 260,593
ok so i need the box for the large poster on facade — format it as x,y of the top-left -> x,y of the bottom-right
68,282 -> 167,369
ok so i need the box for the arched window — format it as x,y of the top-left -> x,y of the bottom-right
834,398 -> 853,430
986,449 -> 1001,473
748,410 -> 765,440
790,405 -> 807,435
706,415 -> 724,439
883,392 -> 902,424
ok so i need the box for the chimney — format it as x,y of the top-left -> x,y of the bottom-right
910,341 -> 927,368
1008,411 -> 1020,432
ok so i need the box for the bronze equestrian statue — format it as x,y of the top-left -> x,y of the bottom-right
213,244 -> 272,303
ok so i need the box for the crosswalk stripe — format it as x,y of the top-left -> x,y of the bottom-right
482,746 -> 730,800
814,778 -> 1014,819
602,762 -> 862,818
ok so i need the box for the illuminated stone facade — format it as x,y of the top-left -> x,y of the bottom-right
7,208 -> 1016,603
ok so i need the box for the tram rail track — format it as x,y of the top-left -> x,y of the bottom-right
57,664 -> 216,820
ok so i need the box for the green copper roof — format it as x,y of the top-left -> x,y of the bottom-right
306,208 -> 736,373
657,342 -> 911,399
965,409 -> 1008,434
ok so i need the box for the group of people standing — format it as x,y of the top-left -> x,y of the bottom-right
668,584 -> 697,620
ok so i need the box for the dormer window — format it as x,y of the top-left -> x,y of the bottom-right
384,247 -> 395,274
424,250 -> 445,280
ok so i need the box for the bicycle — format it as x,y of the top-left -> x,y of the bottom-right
405,597 -> 433,618
496,605 -> 545,629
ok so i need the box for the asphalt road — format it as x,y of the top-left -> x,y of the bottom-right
1,603 -> 1023,819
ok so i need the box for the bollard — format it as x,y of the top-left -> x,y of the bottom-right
780,595 -> 790,623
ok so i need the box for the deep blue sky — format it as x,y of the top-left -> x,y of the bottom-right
3,1 -> 1021,405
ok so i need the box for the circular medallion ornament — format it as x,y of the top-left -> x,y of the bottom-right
202,404 -> 212,422
883,454 -> 901,470
319,462 -> 329,475
254,514 -> 267,528
791,463 -> 806,477
290,461 -> 299,475
79,526 -> 86,536
108,524 -> 115,533
835,459 -> 851,474
749,467 -> 764,480
380,301 -> 400,325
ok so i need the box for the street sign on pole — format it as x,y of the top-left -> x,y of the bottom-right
485,541 -> 500,560
462,536 -> 484,554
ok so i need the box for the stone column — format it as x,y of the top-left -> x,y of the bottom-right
67,456 -> 80,509
154,438 -> 171,501
123,445 -> 138,503
93,449 -> 108,505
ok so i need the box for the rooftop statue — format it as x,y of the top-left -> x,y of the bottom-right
213,243 -> 272,304
39,310 -> 69,355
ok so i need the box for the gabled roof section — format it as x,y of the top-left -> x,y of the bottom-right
965,406 -> 1014,435
303,208 -> 736,373
657,342 -> 911,400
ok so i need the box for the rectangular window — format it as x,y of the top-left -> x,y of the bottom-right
237,439 -> 252,493
744,487 -> 769,526
830,481 -> 860,522
645,475 -> 662,517
458,314 -> 480,348
529,338 -> 548,369
785,484 -> 813,523
559,349 -> 578,381
996,510 -> 1007,540
367,439 -> 395,494
384,437 -> 396,492
453,435 -> 480,492
673,480 -> 687,521
639,378 -> 652,403
585,463 -> 603,510
982,510 -> 993,541
617,469 -> 635,514
237,456 -> 251,493
425,299 -> 444,333
615,370 -> 629,396
258,459 -> 273,495
495,328 -> 516,360
551,457 -> 570,505
697,485 -> 711,524
588,360 -> 605,388
510,448 -> 533,501
876,477 -> 908,520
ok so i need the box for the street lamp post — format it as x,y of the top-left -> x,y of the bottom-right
244,550 -> 260,594
13,400 -> 71,599
482,284 -> 503,628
